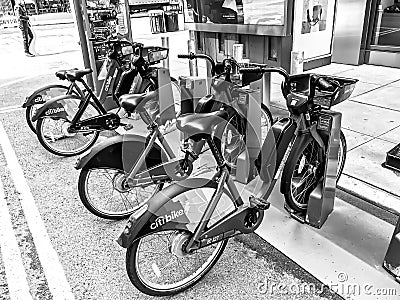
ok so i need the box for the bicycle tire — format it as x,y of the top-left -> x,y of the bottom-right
78,167 -> 163,220
25,85 -> 81,134
35,101 -> 101,157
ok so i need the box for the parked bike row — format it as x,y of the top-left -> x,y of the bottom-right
22,34 -> 357,296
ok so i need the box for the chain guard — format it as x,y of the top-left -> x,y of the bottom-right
73,113 -> 120,131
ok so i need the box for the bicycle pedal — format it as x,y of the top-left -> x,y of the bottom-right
123,124 -> 134,131
249,196 -> 271,210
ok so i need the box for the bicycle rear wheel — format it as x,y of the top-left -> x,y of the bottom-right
36,101 -> 100,157
26,85 -> 81,133
78,167 -> 163,219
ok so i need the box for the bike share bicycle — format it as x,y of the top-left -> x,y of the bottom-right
116,64 -> 357,296
74,54 -> 273,220
28,37 -> 180,156
23,36 -> 148,133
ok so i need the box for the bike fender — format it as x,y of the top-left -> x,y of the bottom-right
23,84 -> 70,108
280,131 -> 313,195
117,178 -> 217,248
75,134 -> 165,172
31,94 -> 83,122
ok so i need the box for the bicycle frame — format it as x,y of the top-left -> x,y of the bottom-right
123,110 -> 177,186
122,109 -> 208,188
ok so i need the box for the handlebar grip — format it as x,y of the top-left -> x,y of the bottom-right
239,67 -> 262,73
177,53 -> 196,59
316,77 -> 335,92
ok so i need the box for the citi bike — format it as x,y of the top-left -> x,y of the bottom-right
23,36 -> 168,133
117,64 -> 357,296
29,37 -> 180,156
75,55 -> 273,220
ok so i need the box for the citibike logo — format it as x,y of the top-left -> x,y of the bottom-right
45,107 -> 65,115
150,210 -> 184,230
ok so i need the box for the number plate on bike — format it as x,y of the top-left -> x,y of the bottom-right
317,115 -> 332,131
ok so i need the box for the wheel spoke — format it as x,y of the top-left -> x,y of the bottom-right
81,167 -> 161,218
132,229 -> 226,293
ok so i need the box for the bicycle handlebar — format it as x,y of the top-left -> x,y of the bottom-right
178,53 -> 216,76
240,65 -> 290,83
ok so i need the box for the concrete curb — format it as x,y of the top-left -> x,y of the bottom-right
31,20 -> 73,26
338,173 -> 400,215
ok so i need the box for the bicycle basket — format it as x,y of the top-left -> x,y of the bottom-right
142,46 -> 169,65
313,75 -> 358,109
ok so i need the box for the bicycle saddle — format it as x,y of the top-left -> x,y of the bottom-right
119,91 -> 158,113
55,70 -> 68,80
65,68 -> 92,81
176,110 -> 229,140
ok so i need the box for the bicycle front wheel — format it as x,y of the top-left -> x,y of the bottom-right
220,103 -> 273,168
337,130 -> 347,181
78,167 -> 163,220
282,139 -> 325,213
36,101 -> 100,156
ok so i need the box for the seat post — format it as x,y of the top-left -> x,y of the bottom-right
207,138 -> 226,168
139,110 -> 157,128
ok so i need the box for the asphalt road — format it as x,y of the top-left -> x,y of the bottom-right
0,23 -> 343,300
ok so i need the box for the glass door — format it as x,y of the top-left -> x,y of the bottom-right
370,0 -> 400,49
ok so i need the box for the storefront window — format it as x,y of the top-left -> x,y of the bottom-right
372,0 -> 400,47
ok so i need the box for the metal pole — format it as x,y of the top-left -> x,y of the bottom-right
161,36 -> 169,69
188,30 -> 198,76
123,0 -> 133,41
71,0 -> 94,91
262,73 -> 271,109
81,0 -> 100,94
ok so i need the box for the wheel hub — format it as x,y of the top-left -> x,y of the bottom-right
169,231 -> 191,258
61,121 -> 75,137
112,173 -> 130,193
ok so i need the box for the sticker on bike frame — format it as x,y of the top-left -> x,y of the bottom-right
98,61 -> 108,81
